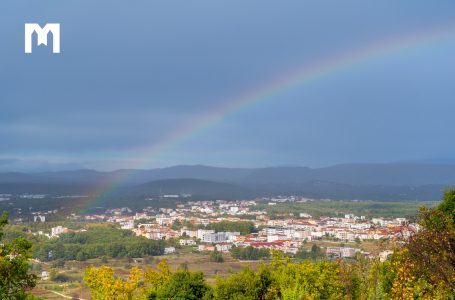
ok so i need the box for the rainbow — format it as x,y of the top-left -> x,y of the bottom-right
77,23 -> 455,211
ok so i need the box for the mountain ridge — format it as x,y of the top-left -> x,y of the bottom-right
1,163 -> 454,186
0,163 -> 453,201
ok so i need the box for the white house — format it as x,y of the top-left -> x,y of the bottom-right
164,247 -> 176,254
51,226 -> 66,237
179,239 -> 196,246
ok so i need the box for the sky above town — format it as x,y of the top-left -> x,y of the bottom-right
1,1 -> 455,171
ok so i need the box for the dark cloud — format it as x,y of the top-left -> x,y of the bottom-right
0,159 -> 20,166
0,1 -> 455,170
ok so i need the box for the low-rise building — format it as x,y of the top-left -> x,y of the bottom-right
164,247 -> 176,254
179,239 -> 196,246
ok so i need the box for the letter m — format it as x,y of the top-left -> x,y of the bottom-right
25,23 -> 60,54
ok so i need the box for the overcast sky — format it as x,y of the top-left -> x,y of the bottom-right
1,1 -> 455,171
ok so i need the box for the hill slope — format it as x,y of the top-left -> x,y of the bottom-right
0,163 -> 453,201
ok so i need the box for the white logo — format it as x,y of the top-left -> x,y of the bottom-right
25,23 -> 60,54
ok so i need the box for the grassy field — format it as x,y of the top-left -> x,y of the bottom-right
254,200 -> 437,219
31,237 -> 393,299
31,249 -> 263,299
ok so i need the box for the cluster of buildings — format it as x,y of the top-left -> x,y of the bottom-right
0,194 -> 11,201
75,200 -> 418,259
34,225 -> 87,238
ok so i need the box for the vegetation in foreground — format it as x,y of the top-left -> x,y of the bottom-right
0,212 -> 41,299
83,190 -> 455,299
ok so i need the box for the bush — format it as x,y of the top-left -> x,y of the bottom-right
52,273 -> 71,283
210,249 -> 224,263
230,246 -> 270,260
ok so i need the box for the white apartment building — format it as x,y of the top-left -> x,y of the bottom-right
326,247 -> 360,258
293,229 -> 312,240
156,216 -> 172,226
202,232 -> 227,243
120,220 -> 135,230
197,229 -> 215,240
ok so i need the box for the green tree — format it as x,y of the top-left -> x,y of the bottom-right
296,244 -> 325,261
33,225 -> 165,261
51,258 -> 65,268
271,259 -> 344,300
205,221 -> 256,235
172,220 -> 183,230
152,270 -> 211,300
212,264 -> 274,300
75,251 -> 87,261
382,189 -> 455,299
0,212 -> 37,299
230,246 -> 270,260
438,188 -> 455,222
210,249 -> 224,263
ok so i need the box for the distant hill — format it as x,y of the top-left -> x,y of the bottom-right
0,163 -> 453,201
239,164 -> 455,186
130,178 -> 253,199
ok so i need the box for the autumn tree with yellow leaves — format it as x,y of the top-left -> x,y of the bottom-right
84,259 -> 209,300
84,266 -> 142,300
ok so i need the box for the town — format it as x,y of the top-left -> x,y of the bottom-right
33,197 -> 417,262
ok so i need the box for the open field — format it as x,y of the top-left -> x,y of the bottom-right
254,200 -> 437,219
31,236 -> 391,299
31,250 -> 263,299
